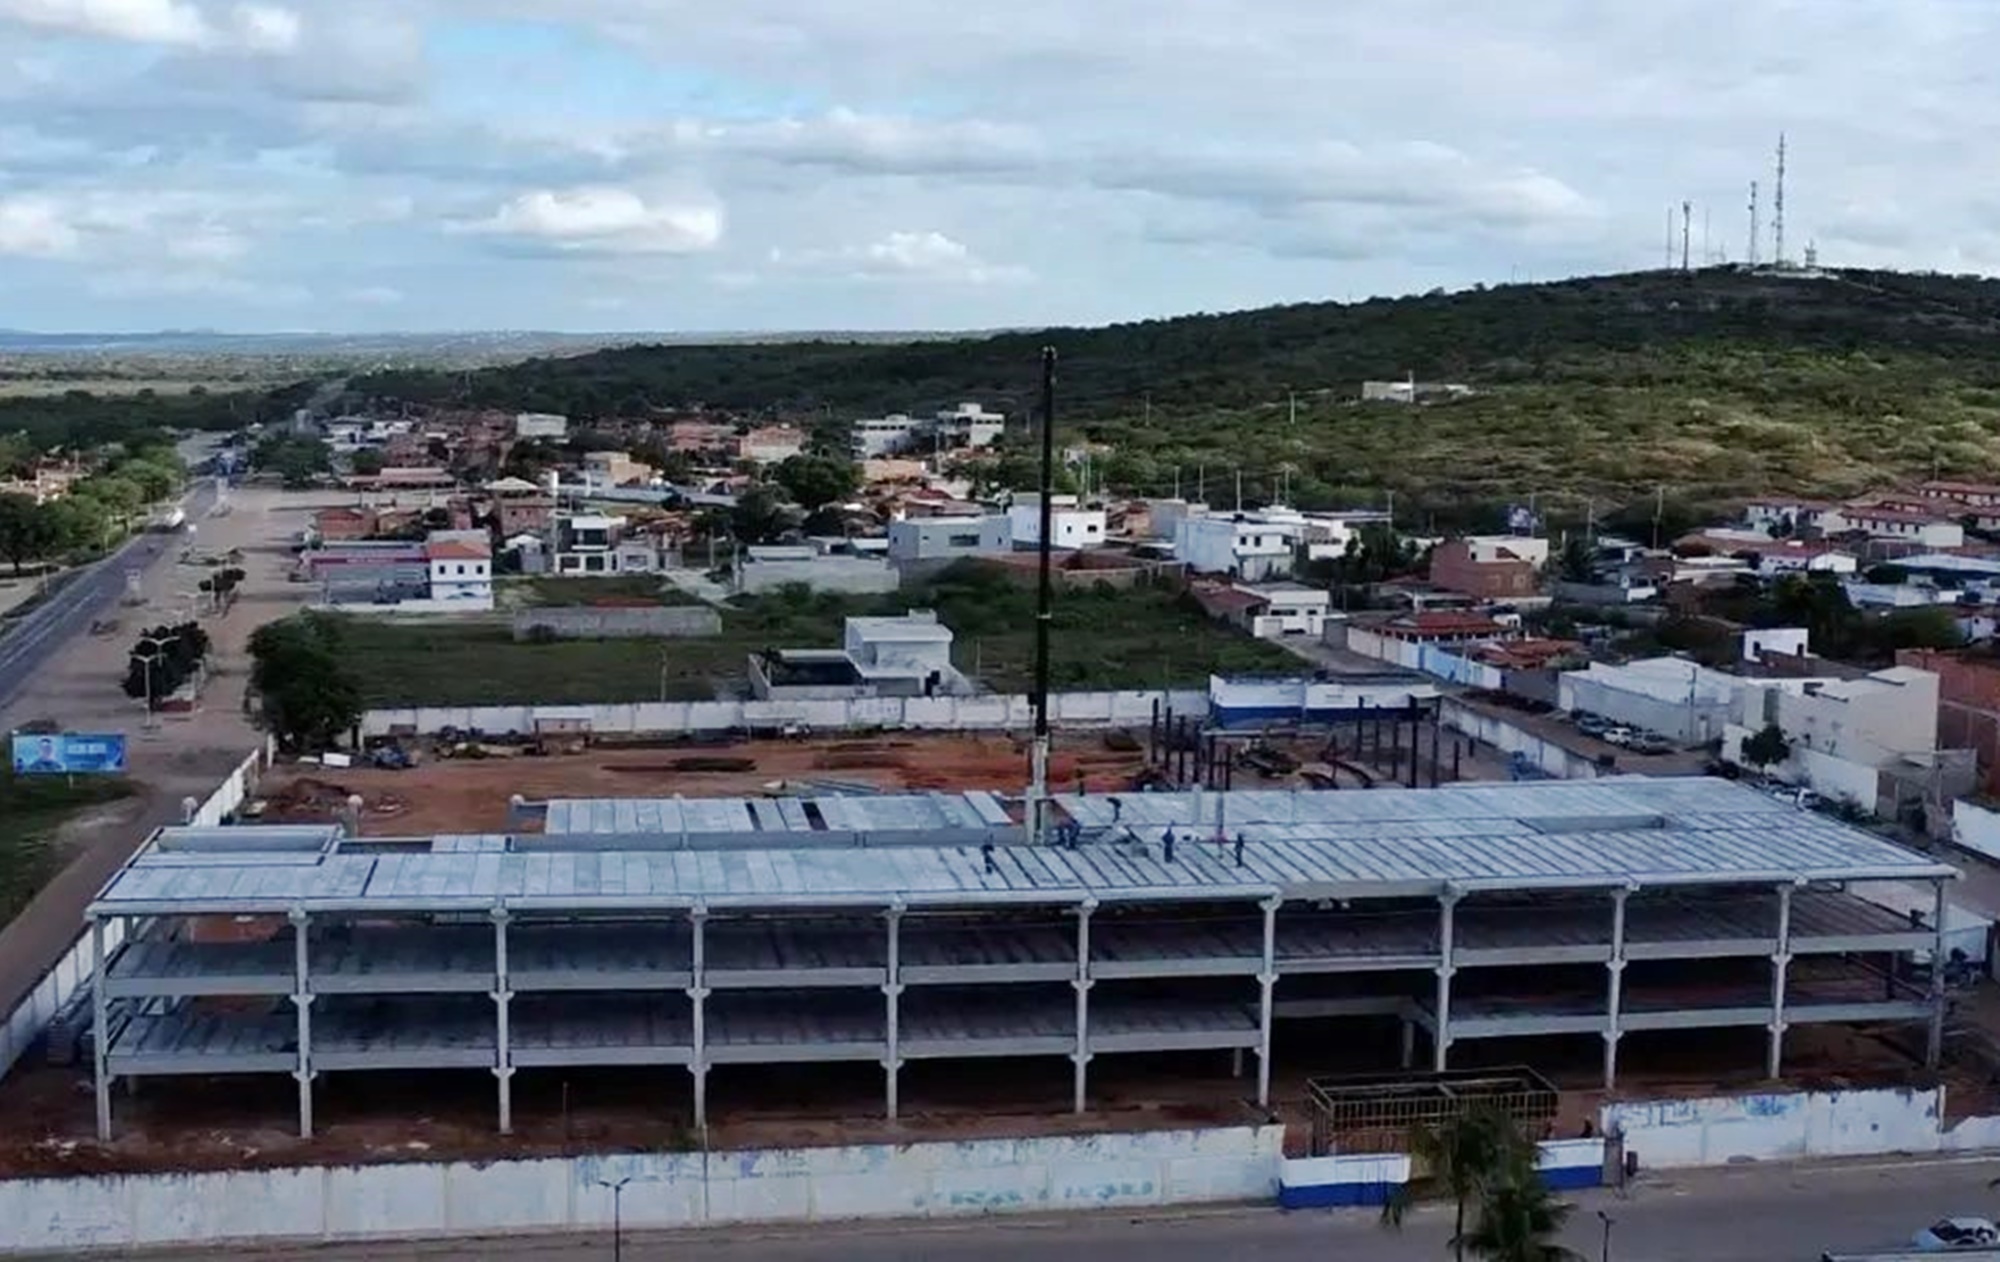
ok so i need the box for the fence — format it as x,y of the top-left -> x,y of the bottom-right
360,689 -> 1211,739
0,740 -> 271,1083
511,606 -> 722,641
0,1125 -> 1283,1253
1439,698 -> 1607,781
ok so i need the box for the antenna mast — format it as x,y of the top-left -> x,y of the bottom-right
1773,132 -> 1787,266
1680,200 -> 1692,272
1028,346 -> 1057,847
1664,207 -> 1675,271
1747,181 -> 1760,267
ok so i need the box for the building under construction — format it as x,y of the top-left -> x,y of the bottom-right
84,777 -> 1955,1140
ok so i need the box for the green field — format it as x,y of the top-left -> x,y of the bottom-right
341,563 -> 1300,706
0,771 -> 134,924
509,575 -> 703,607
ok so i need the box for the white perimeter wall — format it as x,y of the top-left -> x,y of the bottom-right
0,742 -> 270,1082
1439,698 -> 1607,781
359,689 -> 1210,738
1603,1087 -> 1960,1169
0,1126 -> 1282,1254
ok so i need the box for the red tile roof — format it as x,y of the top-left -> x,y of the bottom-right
424,540 -> 490,561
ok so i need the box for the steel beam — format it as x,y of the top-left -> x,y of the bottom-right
91,916 -> 111,1141
1604,887 -> 1629,1089
689,905 -> 709,1134
883,903 -> 903,1121
1433,892 -> 1458,1073
1257,896 -> 1280,1108
290,908 -> 316,1139
1072,898 -> 1095,1113
491,908 -> 513,1134
1767,885 -> 1794,1079
1928,878 -> 1949,1068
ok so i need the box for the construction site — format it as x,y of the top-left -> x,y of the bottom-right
0,767 -> 1962,1178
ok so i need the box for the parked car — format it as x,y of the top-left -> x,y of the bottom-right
1602,727 -> 1636,748
1628,733 -> 1676,756
1575,713 -> 1610,738
1915,1217 -> 1999,1251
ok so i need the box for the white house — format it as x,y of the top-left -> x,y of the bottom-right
1558,657 -> 1746,745
932,403 -> 1006,450
423,532 -> 494,609
1745,497 -> 1833,537
1175,512 -> 1300,581
1009,493 -> 1106,550
1240,583 -> 1332,639
1295,509 -> 1395,560
515,412 -> 569,440
549,512 -> 642,576
1724,665 -> 1942,809
1823,504 -> 1965,549
852,414 -> 922,458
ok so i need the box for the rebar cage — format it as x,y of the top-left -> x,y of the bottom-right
1305,1067 -> 1560,1156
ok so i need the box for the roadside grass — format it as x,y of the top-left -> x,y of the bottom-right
338,562 -> 1301,706
0,771 -> 134,925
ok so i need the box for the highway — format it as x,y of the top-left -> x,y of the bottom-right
66,1155 -> 2000,1262
0,477 -> 217,719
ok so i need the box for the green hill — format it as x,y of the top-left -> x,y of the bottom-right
355,267 -> 2000,530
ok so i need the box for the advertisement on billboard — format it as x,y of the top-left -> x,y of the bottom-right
9,733 -> 128,776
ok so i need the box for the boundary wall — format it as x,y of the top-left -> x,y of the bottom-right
1439,698 -> 1608,781
359,689 -> 1210,739
0,1126 -> 1282,1254
0,741 -> 270,1082
1277,1140 -> 1602,1209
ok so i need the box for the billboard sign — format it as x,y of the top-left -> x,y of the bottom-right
10,733 -> 128,775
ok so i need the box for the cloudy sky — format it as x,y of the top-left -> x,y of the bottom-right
0,0 -> 1990,332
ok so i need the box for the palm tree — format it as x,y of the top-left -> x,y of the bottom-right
1459,1176 -> 1582,1262
1381,1105 -> 1539,1261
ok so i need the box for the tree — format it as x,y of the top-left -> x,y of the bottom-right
1382,1106 -> 1541,1262
773,454 -> 860,512
1877,606 -> 1966,653
249,615 -> 364,750
1741,723 -> 1792,771
70,475 -> 142,526
116,458 -> 179,502
1556,536 -> 1596,584
730,485 -> 792,544
253,434 -> 331,488
1457,1177 -> 1581,1262
0,494 -> 54,573
123,622 -> 209,709
350,449 -> 387,476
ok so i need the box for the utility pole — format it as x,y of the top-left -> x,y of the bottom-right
1680,200 -> 1692,272
1028,347 -> 1058,848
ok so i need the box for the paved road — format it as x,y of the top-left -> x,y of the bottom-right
67,1155 -> 2000,1261
0,479 -> 217,716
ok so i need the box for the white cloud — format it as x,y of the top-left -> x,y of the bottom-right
0,0 -> 301,50
342,285 -> 403,305
772,230 -> 1027,285
463,186 -> 724,256
0,196 -> 79,257
0,0 -> 207,45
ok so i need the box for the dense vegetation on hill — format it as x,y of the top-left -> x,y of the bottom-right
355,267 -> 2000,529
0,384 -> 308,457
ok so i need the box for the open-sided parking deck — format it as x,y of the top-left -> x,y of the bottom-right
82,778 -> 1958,1140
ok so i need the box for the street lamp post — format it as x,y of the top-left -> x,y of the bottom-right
1597,1209 -> 1615,1262
598,1176 -> 632,1262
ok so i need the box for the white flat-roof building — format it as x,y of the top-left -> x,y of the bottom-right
515,412 -> 569,440
1009,493 -> 1106,550
1176,512 -> 1300,581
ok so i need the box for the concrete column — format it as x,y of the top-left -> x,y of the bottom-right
1603,887 -> 1629,1089
290,908 -> 317,1139
1433,892 -> 1458,1072
1072,899 -> 1096,1114
490,908 -> 513,1134
1767,885 -> 1794,1080
689,906 -> 709,1134
1399,1019 -> 1416,1070
883,903 -> 904,1121
1928,878 -> 1950,1068
91,916 -> 112,1142
1257,896 -> 1281,1108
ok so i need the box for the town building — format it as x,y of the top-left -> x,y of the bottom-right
1723,666 -> 1945,810
423,532 -> 494,609
851,404 -> 1008,458
1428,538 -> 1542,601
310,505 -> 377,543
1192,582 -> 1333,640
1560,657 -> 1743,745
1919,480 -> 2000,510
1008,494 -> 1106,551
582,451 -> 657,487
1360,380 -> 1474,404
748,610 -> 966,700
80,778 -> 1954,1140
1745,496 -> 1835,537
1822,505 -> 1966,550
1174,512 -> 1299,581
1206,674 -> 1439,727
887,515 -> 1013,566
1900,648 -> 2000,796
737,426 -> 808,465
515,412 -> 569,440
